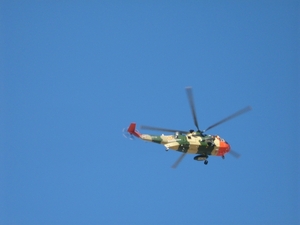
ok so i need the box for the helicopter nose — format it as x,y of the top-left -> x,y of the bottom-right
218,141 -> 231,155
225,142 -> 231,153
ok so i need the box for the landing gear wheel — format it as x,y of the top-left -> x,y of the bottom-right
194,155 -> 208,161
204,160 -> 208,165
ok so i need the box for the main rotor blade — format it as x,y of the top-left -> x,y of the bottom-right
186,87 -> 200,131
204,106 -> 252,132
229,150 -> 241,158
140,125 -> 188,134
171,153 -> 186,169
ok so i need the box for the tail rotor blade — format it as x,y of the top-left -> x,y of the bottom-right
186,87 -> 200,131
171,153 -> 186,169
204,106 -> 252,132
122,128 -> 134,140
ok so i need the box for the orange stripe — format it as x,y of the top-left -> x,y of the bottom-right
217,141 -> 230,156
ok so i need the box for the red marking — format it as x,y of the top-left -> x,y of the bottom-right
127,123 -> 141,138
217,141 -> 231,156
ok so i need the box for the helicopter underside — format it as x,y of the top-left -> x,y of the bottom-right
169,143 -> 217,155
140,134 -> 226,156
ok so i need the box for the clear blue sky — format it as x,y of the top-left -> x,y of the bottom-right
1,1 -> 299,225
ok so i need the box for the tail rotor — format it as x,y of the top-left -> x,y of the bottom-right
122,128 -> 135,140
123,123 -> 142,140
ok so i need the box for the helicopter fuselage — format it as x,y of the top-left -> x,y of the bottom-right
140,132 -> 230,156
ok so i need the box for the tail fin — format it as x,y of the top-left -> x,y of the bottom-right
127,123 -> 141,138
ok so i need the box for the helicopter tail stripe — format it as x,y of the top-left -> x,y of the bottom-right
127,123 -> 141,138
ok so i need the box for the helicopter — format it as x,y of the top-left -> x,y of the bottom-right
124,87 -> 251,168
